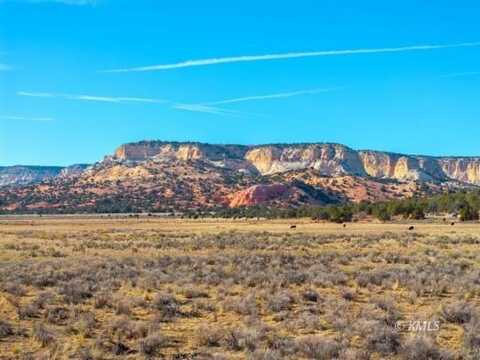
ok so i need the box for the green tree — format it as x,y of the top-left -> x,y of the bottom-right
410,205 -> 426,220
373,204 -> 391,222
328,206 -> 353,223
460,204 -> 479,221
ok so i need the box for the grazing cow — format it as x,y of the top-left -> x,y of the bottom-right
290,225 -> 297,229
408,226 -> 415,231
343,223 -> 347,228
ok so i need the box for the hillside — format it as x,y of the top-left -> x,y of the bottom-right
0,141 -> 478,214
0,164 -> 89,187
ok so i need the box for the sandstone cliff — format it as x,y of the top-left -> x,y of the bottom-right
112,141 -> 480,185
3,140 -> 478,213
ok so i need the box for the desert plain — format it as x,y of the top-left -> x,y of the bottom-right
0,217 -> 479,359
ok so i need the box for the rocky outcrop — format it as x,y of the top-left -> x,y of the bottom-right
114,142 -> 172,161
113,142 -> 257,174
229,184 -> 289,207
358,151 -> 480,184
59,164 -> 90,178
114,141 -> 248,162
228,180 -> 340,208
438,158 -> 480,184
245,144 -> 366,176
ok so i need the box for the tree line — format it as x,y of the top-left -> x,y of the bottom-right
191,190 -> 480,222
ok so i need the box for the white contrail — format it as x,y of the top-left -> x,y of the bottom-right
173,103 -> 241,116
18,91 -> 167,104
208,87 -> 341,105
174,87 -> 339,116
17,86 -> 338,116
17,90 -> 240,116
17,91 -> 54,97
103,42 -> 480,73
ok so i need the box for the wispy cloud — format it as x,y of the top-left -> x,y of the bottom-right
207,87 -> 341,105
174,87 -> 337,116
17,90 -> 233,116
17,91 -> 54,97
17,86 -> 337,117
0,115 -> 53,122
440,71 -> 480,78
18,91 -> 166,104
103,42 -> 480,73
173,104 -> 240,116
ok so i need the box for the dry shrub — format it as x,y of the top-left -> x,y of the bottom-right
0,319 -> 14,339
139,332 -> 167,357
441,301 -> 476,324
401,336 -> 454,360
295,336 -> 341,359
152,293 -> 180,320
366,324 -> 401,355
33,323 -> 56,347
196,324 -> 224,347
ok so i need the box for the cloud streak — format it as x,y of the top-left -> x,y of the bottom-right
17,86 -> 338,117
18,91 -> 167,104
17,90 -> 235,116
173,104 -> 241,116
175,87 -> 338,116
103,42 -> 480,73
207,87 -> 341,105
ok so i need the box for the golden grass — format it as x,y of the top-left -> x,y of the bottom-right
0,217 -> 478,359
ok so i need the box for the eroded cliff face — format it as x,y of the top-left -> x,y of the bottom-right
112,141 -> 480,185
358,151 -> 398,178
114,143 -> 205,161
439,158 -> 480,184
358,151 -> 480,184
358,152 -> 435,181
245,144 -> 366,176
114,142 -> 248,162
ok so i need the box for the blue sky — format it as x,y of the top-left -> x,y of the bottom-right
1,0 -> 479,166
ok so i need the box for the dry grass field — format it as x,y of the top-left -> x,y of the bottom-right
0,217 -> 479,359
